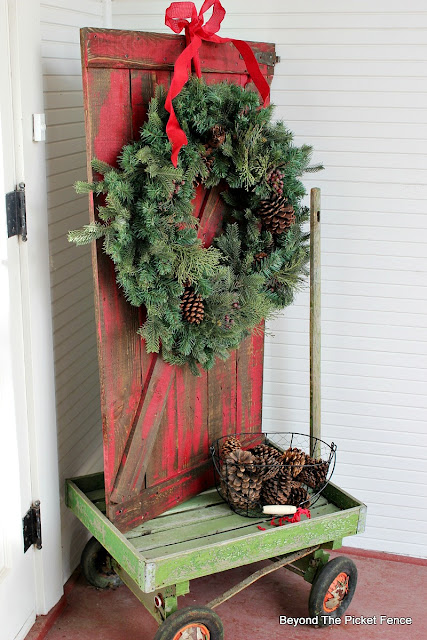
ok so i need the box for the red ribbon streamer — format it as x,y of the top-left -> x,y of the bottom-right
270,508 -> 311,527
164,0 -> 271,166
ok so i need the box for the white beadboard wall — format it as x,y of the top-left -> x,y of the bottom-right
112,0 -> 427,558
40,0 -> 105,581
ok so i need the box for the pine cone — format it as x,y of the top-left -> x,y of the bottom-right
221,449 -> 262,510
250,444 -> 283,481
257,196 -> 295,235
254,251 -> 268,262
202,155 -> 215,172
220,436 -> 242,460
283,447 -> 306,478
266,278 -> 285,295
180,286 -> 205,325
227,487 -> 262,510
223,449 -> 257,473
288,481 -> 310,507
261,468 -> 293,505
207,125 -> 226,150
299,456 -> 329,489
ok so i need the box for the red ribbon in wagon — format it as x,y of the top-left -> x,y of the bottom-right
256,508 -> 311,530
164,0 -> 271,166
270,508 -> 311,526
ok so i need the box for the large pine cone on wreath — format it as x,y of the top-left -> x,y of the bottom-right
282,447 -> 306,478
299,456 -> 329,489
257,195 -> 295,235
221,449 -> 262,510
180,286 -> 205,325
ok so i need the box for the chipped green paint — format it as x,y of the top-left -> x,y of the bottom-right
303,548 -> 330,584
66,479 -> 144,588
112,563 -> 165,624
327,538 -> 343,550
66,475 -> 366,594
150,508 -> 361,589
322,482 -> 361,510
176,581 -> 190,597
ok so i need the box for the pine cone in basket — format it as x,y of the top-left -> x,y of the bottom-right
180,286 -> 205,325
221,449 -> 263,510
299,456 -> 329,489
220,436 -> 242,460
257,195 -> 295,236
224,449 -> 257,473
282,447 -> 306,478
288,481 -> 310,507
261,467 -> 293,505
250,444 -> 283,481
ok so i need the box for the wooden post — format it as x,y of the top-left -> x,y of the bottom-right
310,188 -> 321,457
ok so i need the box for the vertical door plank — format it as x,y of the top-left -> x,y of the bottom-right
144,371 -> 178,487
176,367 -> 209,471
85,67 -> 145,503
207,351 -> 237,445
130,70 -> 171,139
236,329 -> 264,437
110,357 -> 175,502
197,184 -> 226,248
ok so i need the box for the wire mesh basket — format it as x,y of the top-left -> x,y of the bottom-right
210,432 -> 337,518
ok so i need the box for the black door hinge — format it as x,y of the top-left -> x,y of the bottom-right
23,501 -> 42,553
6,182 -> 27,241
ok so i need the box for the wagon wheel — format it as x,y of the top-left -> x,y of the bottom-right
80,537 -> 122,589
308,556 -> 357,626
153,606 -> 223,640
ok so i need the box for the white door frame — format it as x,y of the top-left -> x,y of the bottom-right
4,0 -> 63,617
0,56 -> 36,639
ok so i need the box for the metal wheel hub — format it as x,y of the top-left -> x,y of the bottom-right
173,622 -> 210,640
323,572 -> 349,612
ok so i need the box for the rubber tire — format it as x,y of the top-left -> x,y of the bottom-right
308,556 -> 358,627
153,606 -> 223,640
80,537 -> 122,589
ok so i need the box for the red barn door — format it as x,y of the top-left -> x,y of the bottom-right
80,28 -> 277,533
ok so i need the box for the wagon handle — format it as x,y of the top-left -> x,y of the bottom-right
310,188 -> 321,458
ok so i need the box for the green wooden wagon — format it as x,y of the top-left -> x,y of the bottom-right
66,186 -> 367,639
66,472 -> 366,639
66,28 -> 366,640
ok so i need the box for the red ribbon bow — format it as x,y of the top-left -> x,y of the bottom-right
164,0 -> 270,166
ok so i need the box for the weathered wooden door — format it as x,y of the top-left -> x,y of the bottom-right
81,28 -> 276,533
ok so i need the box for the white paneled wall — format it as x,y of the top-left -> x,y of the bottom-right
39,0 -> 427,580
40,0 -> 105,581
112,0 -> 427,558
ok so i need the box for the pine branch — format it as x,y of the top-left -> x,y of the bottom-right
75,180 -> 96,194
91,158 -> 115,175
68,222 -> 107,245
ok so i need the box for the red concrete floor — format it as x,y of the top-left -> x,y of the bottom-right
27,547 -> 427,640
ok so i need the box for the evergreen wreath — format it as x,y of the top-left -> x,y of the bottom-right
69,78 -> 322,376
